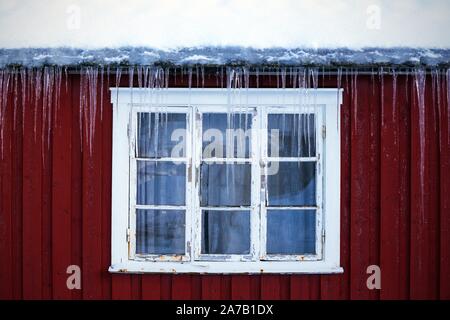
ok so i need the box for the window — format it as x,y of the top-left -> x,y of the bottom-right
110,89 -> 342,273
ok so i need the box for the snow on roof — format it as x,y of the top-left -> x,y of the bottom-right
1,0 -> 450,49
1,47 -> 450,68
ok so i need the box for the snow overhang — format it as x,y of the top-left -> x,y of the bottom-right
1,47 -> 450,69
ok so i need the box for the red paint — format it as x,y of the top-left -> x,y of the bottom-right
0,71 -> 449,300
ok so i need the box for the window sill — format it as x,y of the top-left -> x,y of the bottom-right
108,261 -> 344,274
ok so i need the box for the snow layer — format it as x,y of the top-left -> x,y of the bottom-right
1,47 -> 450,68
1,0 -> 450,49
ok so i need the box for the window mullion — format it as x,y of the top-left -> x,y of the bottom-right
192,108 -> 202,260
259,106 -> 268,260
251,109 -> 261,261
186,107 -> 194,261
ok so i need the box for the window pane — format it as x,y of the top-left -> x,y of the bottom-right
137,113 -> 186,158
268,114 -> 315,157
136,209 -> 185,255
201,210 -> 250,254
267,210 -> 316,254
137,161 -> 186,205
267,161 -> 316,206
200,164 -> 251,206
202,113 -> 251,158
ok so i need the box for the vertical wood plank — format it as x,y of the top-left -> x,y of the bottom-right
439,70 -> 450,299
22,73 -> 43,299
410,74 -> 439,299
231,275 -> 251,300
201,275 -> 222,300
131,275 -> 142,299
111,275 -> 132,300
160,275 -> 172,300
12,76 -> 24,299
70,74 -> 83,300
260,275 -> 281,299
291,276 -> 320,300
380,75 -> 399,299
368,72 -> 381,300
321,76 -> 351,300
0,76 -> 13,299
380,75 -> 410,299
101,75 -> 112,299
81,71 -> 104,299
52,72 -> 72,299
350,75 -> 371,299
171,275 -> 192,299
142,275 -> 161,300
41,76 -> 53,299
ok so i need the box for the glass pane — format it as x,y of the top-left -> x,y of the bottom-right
268,114 -> 315,157
136,209 -> 185,255
137,161 -> 186,205
267,161 -> 316,206
201,210 -> 250,254
137,113 -> 186,158
200,164 -> 251,206
202,113 -> 252,158
267,210 -> 316,254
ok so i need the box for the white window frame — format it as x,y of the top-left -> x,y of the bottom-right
109,88 -> 343,274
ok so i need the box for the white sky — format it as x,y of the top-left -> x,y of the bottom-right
0,0 -> 449,49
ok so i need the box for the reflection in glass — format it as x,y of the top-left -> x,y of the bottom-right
137,161 -> 186,205
137,113 -> 186,158
200,164 -> 251,206
267,210 -> 316,254
268,114 -> 315,157
136,209 -> 185,255
267,161 -> 316,206
202,210 -> 250,254
202,113 -> 252,158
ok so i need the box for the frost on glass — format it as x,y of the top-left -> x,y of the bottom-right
136,209 -> 185,255
200,164 -> 251,207
267,162 -> 316,206
201,210 -> 250,254
267,210 -> 316,254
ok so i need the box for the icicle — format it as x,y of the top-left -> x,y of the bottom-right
34,68 -> 43,140
310,68 -> 319,157
414,68 -> 426,224
201,66 -> 205,88
431,69 -> 439,136
128,66 -> 134,106
79,67 -> 85,150
55,66 -> 63,122
0,69 -> 11,158
392,68 -> 397,122
115,66 -> 122,114
42,66 -> 55,155
20,68 -> 27,133
380,67 -> 385,127
188,67 -> 193,89
12,68 -> 19,132
352,69 -> 359,132
99,66 -> 104,121
243,66 -> 250,131
64,66 -> 69,93
447,69 -> 450,143
337,67 -> 342,129
434,69 -> 442,152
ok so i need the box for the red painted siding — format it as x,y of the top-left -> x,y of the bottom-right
0,70 -> 449,300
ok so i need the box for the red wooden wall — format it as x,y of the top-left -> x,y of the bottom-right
0,69 -> 449,300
